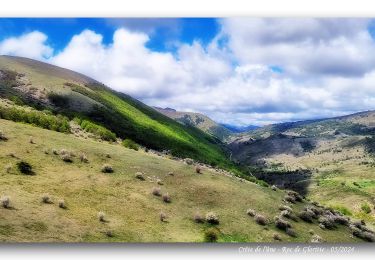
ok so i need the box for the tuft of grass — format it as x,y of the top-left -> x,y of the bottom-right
205,212 -> 219,225
101,164 -> 114,173
160,211 -> 167,222
152,187 -> 161,196
98,211 -> 106,222
254,214 -> 267,225
58,199 -> 67,209
286,228 -> 297,237
204,228 -> 219,242
41,194 -> 52,204
274,217 -> 291,231
193,212 -> 205,223
298,210 -> 315,223
195,166 -> 202,174
79,153 -> 89,163
273,233 -> 282,241
135,172 -> 145,180
246,208 -> 256,217
61,153 -> 73,163
361,202 -> 372,214
0,130 -> 8,141
17,161 -> 34,175
162,193 -> 171,203
1,196 -> 11,209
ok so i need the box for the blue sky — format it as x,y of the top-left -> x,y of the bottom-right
1,18 -> 375,126
0,18 -> 219,54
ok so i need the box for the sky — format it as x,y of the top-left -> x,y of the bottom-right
1,18 -> 375,126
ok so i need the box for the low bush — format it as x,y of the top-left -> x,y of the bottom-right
0,130 -> 8,141
255,214 -> 267,225
152,187 -> 161,196
206,212 -> 219,225
17,161 -> 34,175
160,211 -> 167,222
311,234 -> 323,243
246,208 -> 256,217
1,196 -> 11,208
284,195 -> 296,203
41,194 -> 52,204
195,166 -> 202,174
274,217 -> 291,231
194,212 -> 205,223
61,153 -> 73,163
58,199 -> 67,209
279,205 -> 292,212
318,216 -> 336,230
361,202 -> 372,214
76,118 -> 116,141
122,138 -> 139,151
0,105 -> 70,133
204,228 -> 219,242
135,172 -> 145,180
273,233 -> 282,241
162,193 -> 171,203
98,211 -> 106,222
101,164 -> 114,173
298,210 -> 315,223
79,153 -> 88,163
286,228 -> 297,237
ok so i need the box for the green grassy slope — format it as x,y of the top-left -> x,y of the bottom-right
0,119 -> 362,242
154,107 -> 234,141
0,55 -> 230,168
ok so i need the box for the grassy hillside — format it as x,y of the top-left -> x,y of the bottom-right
0,55 -> 231,168
229,112 -> 375,231
0,119 -> 365,242
154,107 -> 233,142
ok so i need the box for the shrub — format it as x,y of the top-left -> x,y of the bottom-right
152,187 -> 161,196
135,172 -> 145,180
61,153 -> 73,163
29,136 -> 35,144
160,211 -> 167,222
1,196 -> 11,208
98,211 -> 106,222
58,199 -> 67,209
0,131 -> 8,141
101,164 -> 114,173
79,153 -> 88,163
204,228 -> 219,242
279,205 -> 292,212
271,185 -> 277,191
246,208 -> 256,217
122,139 -> 139,151
273,233 -> 282,241
298,210 -> 315,223
361,202 -> 372,214
205,212 -> 219,225
78,119 -> 116,141
333,215 -> 349,226
0,105 -> 70,133
286,228 -> 297,237
156,179 -> 163,185
194,212 -> 205,223
195,166 -> 202,174
311,234 -> 323,243
17,161 -> 34,175
52,149 -> 59,155
41,194 -> 52,204
318,216 -> 336,230
162,193 -> 171,203
284,195 -> 296,203
274,217 -> 291,231
255,214 -> 267,225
